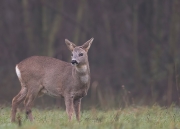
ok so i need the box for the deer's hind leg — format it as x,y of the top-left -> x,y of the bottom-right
11,87 -> 27,122
24,84 -> 42,121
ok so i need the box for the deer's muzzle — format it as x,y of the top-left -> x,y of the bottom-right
71,60 -> 78,65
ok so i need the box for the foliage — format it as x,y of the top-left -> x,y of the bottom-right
0,106 -> 180,129
0,0 -> 180,106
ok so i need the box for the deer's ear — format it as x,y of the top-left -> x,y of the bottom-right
65,39 -> 76,51
82,38 -> 94,52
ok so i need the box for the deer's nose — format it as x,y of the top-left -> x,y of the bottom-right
71,60 -> 78,65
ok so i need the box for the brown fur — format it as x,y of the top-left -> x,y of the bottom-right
11,38 -> 93,122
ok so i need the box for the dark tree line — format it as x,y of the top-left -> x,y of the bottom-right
0,0 -> 180,108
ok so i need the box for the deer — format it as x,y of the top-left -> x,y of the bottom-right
11,38 -> 93,122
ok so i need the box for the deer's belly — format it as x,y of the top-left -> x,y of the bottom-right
40,88 -> 62,98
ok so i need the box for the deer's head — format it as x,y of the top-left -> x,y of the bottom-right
65,38 -> 93,66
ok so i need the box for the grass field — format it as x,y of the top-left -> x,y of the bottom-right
0,105 -> 180,129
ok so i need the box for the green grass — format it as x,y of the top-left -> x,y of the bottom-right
0,106 -> 180,129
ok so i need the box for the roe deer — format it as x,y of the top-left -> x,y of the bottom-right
11,38 -> 93,122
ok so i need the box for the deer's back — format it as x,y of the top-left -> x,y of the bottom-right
17,56 -> 72,90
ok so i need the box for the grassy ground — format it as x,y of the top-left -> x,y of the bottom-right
0,106 -> 180,129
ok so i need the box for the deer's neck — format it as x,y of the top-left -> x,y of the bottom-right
76,65 -> 89,73
73,64 -> 90,84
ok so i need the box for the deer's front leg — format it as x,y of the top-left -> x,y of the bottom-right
65,96 -> 74,121
73,98 -> 81,122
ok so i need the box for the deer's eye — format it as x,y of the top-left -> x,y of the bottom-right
71,54 -> 73,57
79,53 -> 83,56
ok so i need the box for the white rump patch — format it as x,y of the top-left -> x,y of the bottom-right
80,74 -> 89,84
76,65 -> 87,73
15,65 -> 22,80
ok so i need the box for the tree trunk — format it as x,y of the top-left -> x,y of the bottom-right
22,0 -> 34,55
73,0 -> 85,44
168,0 -> 180,104
132,4 -> 142,91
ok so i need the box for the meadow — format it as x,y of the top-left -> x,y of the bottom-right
0,105 -> 180,129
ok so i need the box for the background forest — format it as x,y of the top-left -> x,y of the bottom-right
0,0 -> 180,108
